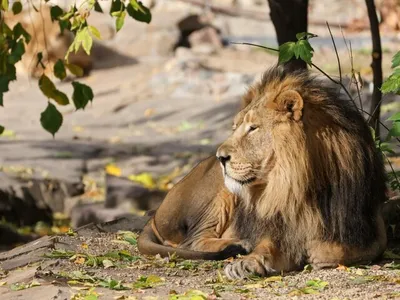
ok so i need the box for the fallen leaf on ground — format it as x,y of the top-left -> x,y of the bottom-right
106,164 -> 122,177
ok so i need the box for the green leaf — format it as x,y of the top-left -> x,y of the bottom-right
115,11 -> 126,32
39,75 -> 69,105
278,42 -> 296,64
54,59 -> 66,80
110,0 -> 124,14
295,39 -> 314,65
50,5 -> 64,21
40,102 -> 63,136
129,0 -> 146,14
58,19 -> 70,33
379,142 -> 395,155
65,63 -> 84,77
12,1 -> 22,14
391,51 -> 400,69
94,0 -> 103,13
381,70 -> 400,94
72,81 -> 94,110
296,32 -> 318,41
77,28 -> 93,55
13,23 -> 31,43
1,22 -> 12,37
388,112 -> 400,122
0,125 -> 4,135
52,90 -> 69,106
39,75 -> 57,98
389,121 -> 400,137
1,0 -> 8,10
8,39 -> 25,64
126,0 -> 151,23
88,25 -> 101,39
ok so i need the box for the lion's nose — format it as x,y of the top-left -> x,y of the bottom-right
216,153 -> 231,167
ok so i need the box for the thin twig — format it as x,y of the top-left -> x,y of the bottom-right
349,42 -> 364,110
38,0 -> 49,70
326,22 -> 342,83
231,42 -> 342,86
383,151 -> 400,193
368,95 -> 385,124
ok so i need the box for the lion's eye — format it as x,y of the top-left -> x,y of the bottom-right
248,125 -> 258,133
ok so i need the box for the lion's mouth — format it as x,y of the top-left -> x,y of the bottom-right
225,173 -> 256,185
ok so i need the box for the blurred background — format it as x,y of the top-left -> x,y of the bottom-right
0,0 -> 399,250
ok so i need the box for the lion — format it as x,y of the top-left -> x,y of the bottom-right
138,66 -> 387,279
4,5 -> 92,78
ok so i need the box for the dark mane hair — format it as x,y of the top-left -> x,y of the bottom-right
247,66 -> 387,248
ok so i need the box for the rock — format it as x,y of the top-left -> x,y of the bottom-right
0,172 -> 52,226
188,26 -> 223,50
0,235 -> 58,271
74,215 -> 151,236
191,44 -> 218,55
175,14 -> 222,49
105,174 -> 165,210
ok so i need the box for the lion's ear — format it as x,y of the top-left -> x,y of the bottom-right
273,90 -> 304,121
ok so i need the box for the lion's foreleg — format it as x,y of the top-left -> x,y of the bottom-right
224,238 -> 292,279
189,237 -> 252,254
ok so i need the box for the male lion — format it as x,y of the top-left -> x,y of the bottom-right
138,66 -> 387,279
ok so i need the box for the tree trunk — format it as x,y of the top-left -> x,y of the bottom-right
267,0 -> 309,70
365,0 -> 383,138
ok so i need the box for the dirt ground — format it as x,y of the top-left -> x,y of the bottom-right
0,230 -> 399,300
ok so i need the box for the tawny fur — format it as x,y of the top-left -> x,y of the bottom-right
219,66 -> 387,278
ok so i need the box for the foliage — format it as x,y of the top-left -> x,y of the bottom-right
0,0 -> 151,136
278,32 -> 317,66
381,51 -> 400,95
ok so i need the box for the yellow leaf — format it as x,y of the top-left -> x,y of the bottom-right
74,257 -> 86,264
264,275 -> 282,282
128,172 -> 155,189
73,126 -> 84,132
0,281 -> 7,286
81,243 -> 88,249
355,269 -> 365,276
245,283 -> 263,289
144,108 -> 155,117
336,264 -> 348,271
106,164 -> 121,176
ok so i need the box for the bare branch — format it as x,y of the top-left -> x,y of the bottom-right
365,0 -> 383,138
349,42 -> 363,110
326,22 -> 342,83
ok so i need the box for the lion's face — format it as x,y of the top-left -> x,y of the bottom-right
216,89 -> 303,194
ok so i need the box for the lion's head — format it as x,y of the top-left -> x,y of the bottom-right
217,66 -> 386,247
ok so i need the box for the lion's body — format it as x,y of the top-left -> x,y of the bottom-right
138,156 -> 250,260
138,66 -> 387,279
4,5 -> 92,78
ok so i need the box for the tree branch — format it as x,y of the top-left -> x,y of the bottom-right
365,0 -> 383,139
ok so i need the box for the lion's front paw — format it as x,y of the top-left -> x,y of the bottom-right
221,240 -> 253,257
224,257 -> 276,280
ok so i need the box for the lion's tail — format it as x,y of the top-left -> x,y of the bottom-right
137,221 -> 239,261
